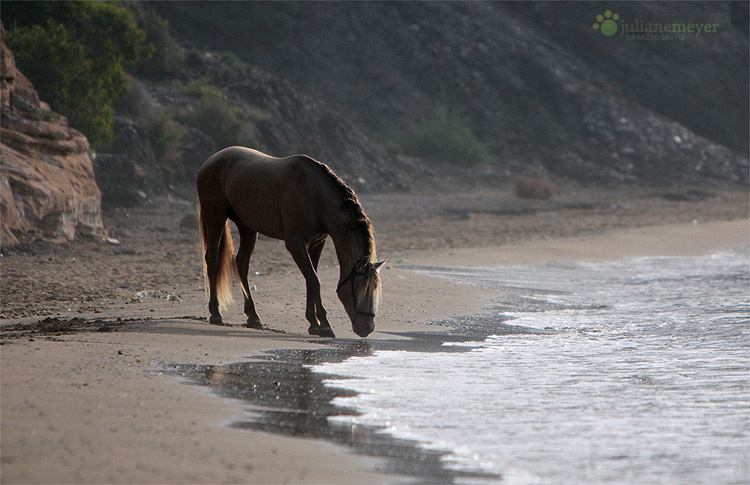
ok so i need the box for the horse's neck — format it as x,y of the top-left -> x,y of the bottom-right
331,229 -> 369,278
321,186 -> 373,278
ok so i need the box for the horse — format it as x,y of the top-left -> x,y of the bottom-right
196,146 -> 384,338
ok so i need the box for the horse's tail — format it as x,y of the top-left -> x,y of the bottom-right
198,201 -> 237,310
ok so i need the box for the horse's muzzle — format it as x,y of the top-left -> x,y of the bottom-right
353,314 -> 375,338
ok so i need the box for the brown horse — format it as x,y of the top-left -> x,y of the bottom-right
196,146 -> 383,338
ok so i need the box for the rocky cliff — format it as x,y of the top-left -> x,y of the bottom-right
1,29 -> 104,245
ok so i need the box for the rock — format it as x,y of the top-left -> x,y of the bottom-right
174,125 -> 215,185
513,176 -> 555,200
0,26 -> 105,245
179,213 -> 198,232
93,116 -> 157,207
92,153 -> 148,207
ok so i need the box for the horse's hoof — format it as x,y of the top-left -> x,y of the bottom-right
318,326 -> 336,338
308,326 -> 320,336
209,315 -> 224,325
244,318 -> 263,329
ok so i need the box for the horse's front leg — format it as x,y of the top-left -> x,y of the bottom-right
285,240 -> 335,338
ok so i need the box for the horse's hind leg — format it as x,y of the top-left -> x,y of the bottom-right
234,220 -> 262,329
201,208 -> 229,325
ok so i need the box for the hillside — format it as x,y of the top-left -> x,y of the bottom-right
6,2 -> 748,211
144,1 -> 747,189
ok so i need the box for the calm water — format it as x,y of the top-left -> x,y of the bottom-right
312,247 -> 750,484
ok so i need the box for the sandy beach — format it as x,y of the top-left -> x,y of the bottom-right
1,186 -> 748,483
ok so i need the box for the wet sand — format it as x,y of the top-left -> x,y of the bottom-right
0,271 -> 490,483
1,187 -> 748,483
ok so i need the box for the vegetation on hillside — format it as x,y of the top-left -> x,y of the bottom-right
175,78 -> 263,150
3,1 -> 745,190
2,1 -> 149,147
122,2 -> 186,78
387,108 -> 491,166
138,78 -> 264,159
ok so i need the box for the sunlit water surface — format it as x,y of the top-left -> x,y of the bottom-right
311,247 -> 750,484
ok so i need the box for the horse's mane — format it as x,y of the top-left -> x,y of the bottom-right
298,155 -> 377,261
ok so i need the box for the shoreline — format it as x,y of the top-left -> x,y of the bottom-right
403,219 -> 750,268
1,217 -> 748,483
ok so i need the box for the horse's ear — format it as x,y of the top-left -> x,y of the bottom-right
374,260 -> 386,272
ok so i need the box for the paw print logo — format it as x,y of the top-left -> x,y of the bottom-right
593,10 -> 619,37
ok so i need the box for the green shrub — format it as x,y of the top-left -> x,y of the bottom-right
5,21 -> 96,122
115,75 -> 154,120
140,76 -> 263,160
179,78 -> 220,99
126,5 -> 185,78
186,95 -> 256,149
3,1 -> 149,148
145,109 -> 187,159
388,108 -> 491,166
218,51 -> 250,72
176,81 -> 261,149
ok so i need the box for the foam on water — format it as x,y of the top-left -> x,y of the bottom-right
311,247 -> 750,484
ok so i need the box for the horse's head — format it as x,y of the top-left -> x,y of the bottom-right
337,258 -> 385,337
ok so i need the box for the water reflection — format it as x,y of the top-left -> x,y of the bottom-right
168,339 -> 501,483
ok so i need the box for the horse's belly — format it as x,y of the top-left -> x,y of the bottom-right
242,214 -> 285,240
227,197 -> 284,239
223,166 -> 288,239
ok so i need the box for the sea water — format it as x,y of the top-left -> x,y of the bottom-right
311,247 -> 750,484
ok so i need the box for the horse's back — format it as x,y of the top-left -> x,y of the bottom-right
198,146 -> 275,182
197,147 -> 321,239
198,147 -> 289,195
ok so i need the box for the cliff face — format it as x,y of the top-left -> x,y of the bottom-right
1,29 -> 104,245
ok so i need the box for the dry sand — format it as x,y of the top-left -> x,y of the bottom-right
1,186 -> 748,483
